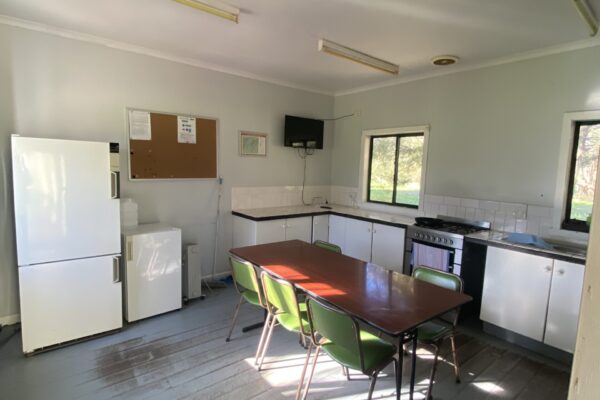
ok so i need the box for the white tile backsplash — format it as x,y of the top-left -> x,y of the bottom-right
232,185 -> 330,209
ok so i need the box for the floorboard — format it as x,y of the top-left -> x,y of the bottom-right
0,285 -> 571,400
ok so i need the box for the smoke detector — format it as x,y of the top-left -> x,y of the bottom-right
431,55 -> 459,66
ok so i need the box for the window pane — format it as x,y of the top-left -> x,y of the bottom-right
395,136 -> 424,206
570,123 -> 600,221
369,136 -> 396,203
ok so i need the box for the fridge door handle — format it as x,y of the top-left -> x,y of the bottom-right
112,256 -> 121,283
110,171 -> 120,199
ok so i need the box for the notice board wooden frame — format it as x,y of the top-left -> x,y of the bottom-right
127,108 -> 218,180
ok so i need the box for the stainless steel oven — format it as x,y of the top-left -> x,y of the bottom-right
403,216 -> 490,277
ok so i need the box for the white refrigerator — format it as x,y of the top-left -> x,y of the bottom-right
122,224 -> 182,322
12,136 -> 123,354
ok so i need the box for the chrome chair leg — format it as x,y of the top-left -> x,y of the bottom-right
450,334 -> 461,383
367,371 -> 379,400
254,313 -> 273,365
425,343 -> 441,400
295,341 -> 313,400
302,346 -> 321,400
257,315 -> 277,371
225,296 -> 244,342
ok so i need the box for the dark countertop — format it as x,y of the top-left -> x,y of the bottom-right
232,204 -> 415,228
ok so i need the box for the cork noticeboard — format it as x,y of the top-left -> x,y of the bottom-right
128,110 -> 217,180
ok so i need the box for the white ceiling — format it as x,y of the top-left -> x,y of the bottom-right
0,0 -> 599,94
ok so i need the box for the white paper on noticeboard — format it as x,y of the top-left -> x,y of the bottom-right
129,110 -> 152,140
177,116 -> 196,144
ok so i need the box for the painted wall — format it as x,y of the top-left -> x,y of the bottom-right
0,24 -> 334,322
331,46 -> 600,207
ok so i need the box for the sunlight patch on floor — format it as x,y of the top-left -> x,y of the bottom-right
473,381 -> 505,394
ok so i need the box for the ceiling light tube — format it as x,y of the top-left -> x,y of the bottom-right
573,0 -> 598,36
318,39 -> 399,75
172,0 -> 239,23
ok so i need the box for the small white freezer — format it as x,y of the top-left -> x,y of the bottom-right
122,224 -> 182,322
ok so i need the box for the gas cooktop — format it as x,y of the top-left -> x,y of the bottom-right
413,220 -> 487,235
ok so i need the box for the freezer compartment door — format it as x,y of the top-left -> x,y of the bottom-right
19,255 -> 123,354
124,228 -> 182,322
12,136 -> 120,266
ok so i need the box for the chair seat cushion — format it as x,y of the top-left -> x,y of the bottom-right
322,330 -> 395,373
276,310 -> 310,333
241,290 -> 261,307
417,321 -> 452,342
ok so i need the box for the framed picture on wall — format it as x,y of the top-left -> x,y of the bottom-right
239,131 -> 267,157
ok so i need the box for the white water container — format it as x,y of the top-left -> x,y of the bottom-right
120,198 -> 138,228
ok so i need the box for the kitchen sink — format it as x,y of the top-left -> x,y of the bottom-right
500,233 -> 587,258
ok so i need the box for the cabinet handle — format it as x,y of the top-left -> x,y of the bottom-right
127,241 -> 133,261
557,269 -> 565,276
545,265 -> 552,272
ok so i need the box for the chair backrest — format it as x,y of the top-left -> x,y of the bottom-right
313,240 -> 342,254
261,271 -> 303,321
306,297 -> 363,371
413,266 -> 463,324
230,256 -> 261,295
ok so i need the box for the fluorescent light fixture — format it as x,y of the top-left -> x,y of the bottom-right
573,0 -> 598,36
318,39 -> 399,75
172,0 -> 239,23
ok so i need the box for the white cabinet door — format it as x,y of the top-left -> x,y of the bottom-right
328,215 -> 346,252
480,246 -> 553,341
19,256 -> 122,353
256,220 -> 286,244
371,223 -> 405,272
544,260 -> 585,353
312,215 -> 329,243
285,217 -> 312,242
344,219 -> 373,262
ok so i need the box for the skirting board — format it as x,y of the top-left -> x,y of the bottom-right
0,313 -> 20,326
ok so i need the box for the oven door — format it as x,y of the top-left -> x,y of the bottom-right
404,239 -> 456,275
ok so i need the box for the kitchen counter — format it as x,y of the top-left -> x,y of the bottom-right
466,230 -> 586,264
232,205 -> 586,264
232,204 -> 416,228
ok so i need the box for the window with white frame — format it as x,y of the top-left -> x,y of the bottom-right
362,126 -> 428,210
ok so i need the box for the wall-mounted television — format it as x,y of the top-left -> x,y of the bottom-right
284,115 -> 324,149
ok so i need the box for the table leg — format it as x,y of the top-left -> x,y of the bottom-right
410,334 -> 417,400
396,337 -> 403,400
242,309 -> 267,333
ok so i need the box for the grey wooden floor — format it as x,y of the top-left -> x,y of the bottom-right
0,285 -> 571,400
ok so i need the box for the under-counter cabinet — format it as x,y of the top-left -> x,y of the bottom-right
327,215 -> 405,270
544,260 -> 584,352
312,215 -> 329,243
328,215 -> 346,252
232,216 -> 312,247
480,246 -> 584,352
371,223 -> 406,273
344,218 -> 373,262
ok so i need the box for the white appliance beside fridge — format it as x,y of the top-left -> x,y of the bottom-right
122,224 -> 182,322
11,136 -> 123,354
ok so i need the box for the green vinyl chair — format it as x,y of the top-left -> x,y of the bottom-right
412,266 -> 464,400
258,272 -> 312,399
313,240 -> 342,253
300,297 -> 397,400
225,256 -> 265,344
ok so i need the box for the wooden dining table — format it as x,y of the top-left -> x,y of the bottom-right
230,239 -> 472,400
